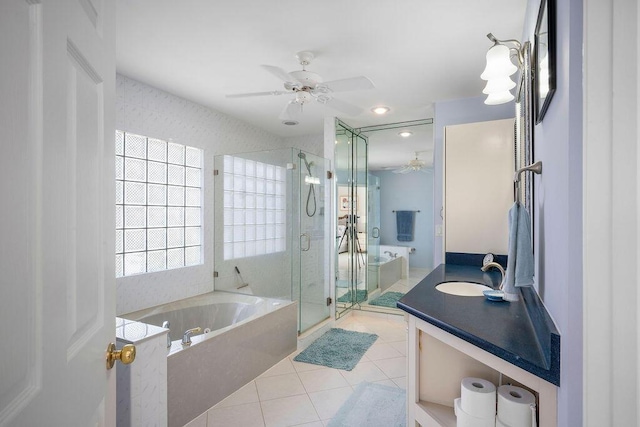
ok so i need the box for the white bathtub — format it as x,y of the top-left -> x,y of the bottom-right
367,254 -> 403,292
379,244 -> 414,278
125,292 -> 287,352
124,292 -> 297,427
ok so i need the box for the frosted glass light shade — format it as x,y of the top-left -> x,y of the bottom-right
481,45 -> 518,80
484,91 -> 515,105
482,76 -> 516,94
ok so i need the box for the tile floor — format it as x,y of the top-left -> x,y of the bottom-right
185,313 -> 408,427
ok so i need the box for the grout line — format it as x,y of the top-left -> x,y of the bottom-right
256,393 -> 267,427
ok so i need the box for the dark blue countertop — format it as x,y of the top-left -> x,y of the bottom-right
397,263 -> 560,386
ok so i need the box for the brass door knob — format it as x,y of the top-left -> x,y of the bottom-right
106,342 -> 136,370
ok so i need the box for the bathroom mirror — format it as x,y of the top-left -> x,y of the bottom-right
534,0 -> 556,123
515,41 -> 534,214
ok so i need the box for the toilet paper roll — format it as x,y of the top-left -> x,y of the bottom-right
460,377 -> 497,419
455,396 -> 496,427
497,385 -> 536,427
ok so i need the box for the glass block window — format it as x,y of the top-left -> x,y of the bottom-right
116,130 -> 203,277
223,155 -> 286,260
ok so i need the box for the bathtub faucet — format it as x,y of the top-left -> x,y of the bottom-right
384,251 -> 398,258
162,321 -> 171,348
181,327 -> 202,346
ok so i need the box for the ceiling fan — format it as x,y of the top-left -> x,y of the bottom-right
392,152 -> 430,174
226,51 -> 375,125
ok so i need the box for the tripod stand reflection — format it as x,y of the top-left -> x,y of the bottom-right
337,215 -> 366,267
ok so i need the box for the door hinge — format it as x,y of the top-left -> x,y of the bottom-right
213,271 -> 219,278
213,170 -> 219,176
326,171 -> 333,179
326,297 -> 332,306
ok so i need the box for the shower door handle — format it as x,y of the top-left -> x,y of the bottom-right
300,233 -> 311,251
372,227 -> 380,238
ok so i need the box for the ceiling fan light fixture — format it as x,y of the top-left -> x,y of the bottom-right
371,106 -> 390,115
398,131 -> 413,138
227,51 -> 375,122
295,91 -> 312,104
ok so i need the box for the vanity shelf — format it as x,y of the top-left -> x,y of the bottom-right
406,313 -> 557,427
415,400 -> 456,427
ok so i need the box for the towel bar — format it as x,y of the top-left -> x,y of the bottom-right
514,161 -> 542,182
514,161 -> 542,204
392,210 -> 420,213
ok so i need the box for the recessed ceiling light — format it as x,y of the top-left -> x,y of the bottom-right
371,106 -> 390,115
398,131 -> 413,138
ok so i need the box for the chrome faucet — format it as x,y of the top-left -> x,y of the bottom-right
384,251 -> 398,258
162,321 -> 171,348
481,262 -> 506,290
181,327 -> 202,346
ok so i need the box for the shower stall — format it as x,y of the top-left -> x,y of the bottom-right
213,148 -> 331,333
334,118 -> 433,316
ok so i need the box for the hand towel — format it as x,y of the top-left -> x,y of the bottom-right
504,202 -> 535,301
396,210 -> 415,242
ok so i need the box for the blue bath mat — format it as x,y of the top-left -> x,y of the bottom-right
337,289 -> 368,303
293,328 -> 377,371
328,382 -> 406,426
368,292 -> 405,308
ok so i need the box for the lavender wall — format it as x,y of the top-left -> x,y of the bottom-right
522,0 -> 584,425
432,96 -> 515,265
372,169 -> 434,270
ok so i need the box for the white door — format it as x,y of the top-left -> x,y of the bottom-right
0,1 -> 116,426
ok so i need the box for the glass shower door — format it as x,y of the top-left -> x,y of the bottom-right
367,174 -> 381,293
335,120 -> 368,317
297,150 -> 330,333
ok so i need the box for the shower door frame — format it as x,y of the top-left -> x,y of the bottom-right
334,120 -> 368,319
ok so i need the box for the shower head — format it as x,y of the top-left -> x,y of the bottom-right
298,151 -> 312,174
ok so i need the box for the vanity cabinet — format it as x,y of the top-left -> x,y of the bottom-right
406,314 -> 557,427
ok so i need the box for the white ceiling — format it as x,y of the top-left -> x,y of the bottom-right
116,0 -> 526,166
364,124 -> 434,171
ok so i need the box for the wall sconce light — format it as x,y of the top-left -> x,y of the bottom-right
481,33 -> 524,105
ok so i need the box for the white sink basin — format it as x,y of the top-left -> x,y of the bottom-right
435,281 -> 492,296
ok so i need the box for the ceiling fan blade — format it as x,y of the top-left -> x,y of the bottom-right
278,100 -> 302,121
261,65 -> 297,83
226,90 -> 290,98
324,97 -> 363,116
322,76 -> 374,93
392,167 -> 412,174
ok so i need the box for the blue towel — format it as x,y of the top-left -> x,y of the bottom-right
396,210 -> 415,242
504,202 -> 535,301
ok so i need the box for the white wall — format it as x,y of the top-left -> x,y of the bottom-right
115,74 -> 323,314
444,119 -> 514,257
432,96 -> 515,266
583,0 -> 639,424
